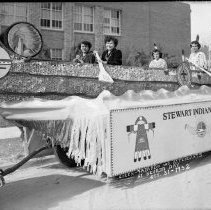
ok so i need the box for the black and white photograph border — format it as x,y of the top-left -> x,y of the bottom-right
0,1 -> 211,210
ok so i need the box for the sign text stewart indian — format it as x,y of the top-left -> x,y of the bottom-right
163,106 -> 211,120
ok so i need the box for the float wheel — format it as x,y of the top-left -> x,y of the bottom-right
53,145 -> 77,168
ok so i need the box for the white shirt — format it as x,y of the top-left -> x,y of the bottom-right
189,51 -> 207,70
149,58 -> 167,69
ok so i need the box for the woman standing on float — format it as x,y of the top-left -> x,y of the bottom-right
189,35 -> 207,70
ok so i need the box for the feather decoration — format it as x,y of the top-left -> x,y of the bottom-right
154,43 -> 158,50
196,34 -> 199,42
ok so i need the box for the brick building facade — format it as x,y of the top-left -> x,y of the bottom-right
0,2 -> 191,64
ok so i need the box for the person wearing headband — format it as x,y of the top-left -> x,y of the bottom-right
189,35 -> 207,71
149,44 -> 167,69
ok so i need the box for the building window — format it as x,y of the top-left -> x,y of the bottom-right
50,48 -> 63,60
104,9 -> 121,35
73,4 -> 94,33
40,2 -> 63,30
0,3 -> 27,26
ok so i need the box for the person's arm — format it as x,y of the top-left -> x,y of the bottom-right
107,50 -> 122,65
73,54 -> 84,64
93,50 -> 101,64
101,51 -> 108,64
90,53 -> 96,64
188,53 -> 197,70
163,59 -> 168,70
149,60 -> 154,68
199,52 -> 208,69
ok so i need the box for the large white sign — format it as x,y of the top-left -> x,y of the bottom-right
109,101 -> 211,177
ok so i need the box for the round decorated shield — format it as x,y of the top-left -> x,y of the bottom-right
0,46 -> 12,78
196,121 -> 206,137
177,62 -> 192,87
2,22 -> 43,58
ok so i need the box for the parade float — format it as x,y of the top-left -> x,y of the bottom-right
1,22 -> 211,186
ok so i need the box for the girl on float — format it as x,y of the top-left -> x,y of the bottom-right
188,35 -> 207,71
94,36 -> 122,65
73,41 -> 95,64
149,44 -> 167,69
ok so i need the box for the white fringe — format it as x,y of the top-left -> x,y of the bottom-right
66,114 -> 108,175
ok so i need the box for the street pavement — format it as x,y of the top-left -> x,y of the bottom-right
0,153 -> 211,210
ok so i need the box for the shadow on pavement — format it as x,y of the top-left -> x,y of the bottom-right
0,174 -> 105,210
42,162 -> 92,175
42,151 -> 211,190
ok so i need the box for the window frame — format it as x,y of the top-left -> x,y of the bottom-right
40,2 -> 63,31
103,8 -> 121,36
50,48 -> 63,60
0,3 -> 28,26
73,4 -> 94,34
